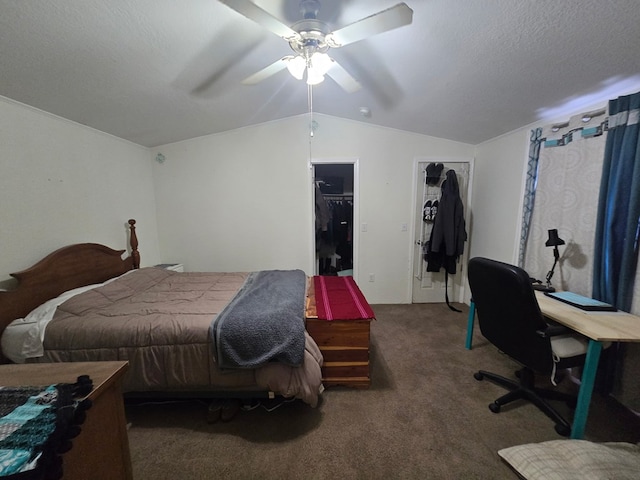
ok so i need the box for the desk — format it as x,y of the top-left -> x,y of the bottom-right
465,293 -> 640,439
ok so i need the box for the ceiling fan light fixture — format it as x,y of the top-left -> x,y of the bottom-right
305,52 -> 332,85
306,68 -> 325,85
285,51 -> 332,85
285,55 -> 306,80
309,52 -> 332,76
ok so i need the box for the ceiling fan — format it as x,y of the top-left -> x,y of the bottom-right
219,0 -> 413,93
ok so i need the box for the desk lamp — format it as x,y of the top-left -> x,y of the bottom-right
543,229 -> 565,292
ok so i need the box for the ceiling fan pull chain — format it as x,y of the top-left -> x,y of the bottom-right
308,83 -> 314,164
308,83 -> 314,137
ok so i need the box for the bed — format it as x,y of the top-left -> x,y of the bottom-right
0,220 -> 324,407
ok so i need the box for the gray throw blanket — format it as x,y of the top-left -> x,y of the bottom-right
211,270 -> 307,369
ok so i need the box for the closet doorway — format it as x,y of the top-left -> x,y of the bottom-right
313,160 -> 357,277
412,159 -> 473,303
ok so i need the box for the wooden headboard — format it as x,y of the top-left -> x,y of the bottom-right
0,219 -> 140,340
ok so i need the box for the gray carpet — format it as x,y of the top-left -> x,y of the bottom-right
126,303 -> 640,479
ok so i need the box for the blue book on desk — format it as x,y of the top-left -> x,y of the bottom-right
544,291 -> 617,312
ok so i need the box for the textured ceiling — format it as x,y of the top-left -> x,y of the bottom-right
1,0 -> 640,148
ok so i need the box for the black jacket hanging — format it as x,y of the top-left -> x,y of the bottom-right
426,169 -> 467,274
425,169 -> 467,311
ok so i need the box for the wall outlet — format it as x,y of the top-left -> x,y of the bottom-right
361,223 -> 368,232
369,273 -> 375,282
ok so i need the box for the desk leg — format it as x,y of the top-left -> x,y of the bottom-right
571,339 -> 603,439
465,301 -> 475,350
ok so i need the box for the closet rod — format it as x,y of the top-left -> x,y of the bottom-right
323,194 -> 353,200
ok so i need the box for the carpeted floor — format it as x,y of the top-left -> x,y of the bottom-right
125,303 -> 640,479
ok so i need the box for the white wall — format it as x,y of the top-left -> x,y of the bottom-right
470,129 -> 530,264
0,97 -> 160,284
151,114 -> 474,304
151,117 -> 312,273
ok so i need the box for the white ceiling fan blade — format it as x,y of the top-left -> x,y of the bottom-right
241,57 -> 290,85
219,0 -> 300,41
326,3 -> 413,47
326,60 -> 362,93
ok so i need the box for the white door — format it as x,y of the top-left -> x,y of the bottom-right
412,160 -> 472,303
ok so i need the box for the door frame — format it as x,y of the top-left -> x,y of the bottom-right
409,156 -> 474,304
309,157 -> 359,282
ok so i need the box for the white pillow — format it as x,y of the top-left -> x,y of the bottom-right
1,318 -> 39,363
498,439 -> 640,480
1,284 -> 100,363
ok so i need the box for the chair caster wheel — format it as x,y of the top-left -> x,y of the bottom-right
474,372 -> 484,381
555,424 -> 571,437
489,402 -> 501,413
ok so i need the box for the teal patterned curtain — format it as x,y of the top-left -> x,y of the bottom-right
518,128 -> 543,267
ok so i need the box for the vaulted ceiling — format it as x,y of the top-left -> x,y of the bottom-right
2,0 -> 640,147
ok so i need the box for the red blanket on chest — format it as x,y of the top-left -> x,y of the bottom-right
313,276 -> 375,321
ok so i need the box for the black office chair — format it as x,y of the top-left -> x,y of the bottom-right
468,257 -> 590,436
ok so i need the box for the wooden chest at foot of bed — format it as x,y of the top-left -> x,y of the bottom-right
306,318 -> 372,388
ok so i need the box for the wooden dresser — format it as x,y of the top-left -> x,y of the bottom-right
306,277 -> 373,388
0,361 -> 132,480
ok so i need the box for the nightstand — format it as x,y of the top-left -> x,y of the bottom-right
0,361 -> 132,480
154,263 -> 184,272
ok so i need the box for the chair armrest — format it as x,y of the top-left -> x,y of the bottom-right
536,324 -> 571,338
